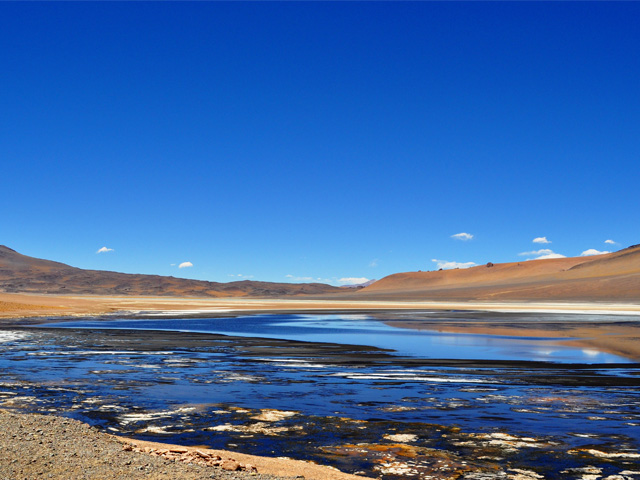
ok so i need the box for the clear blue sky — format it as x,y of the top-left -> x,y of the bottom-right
1,2 -> 638,285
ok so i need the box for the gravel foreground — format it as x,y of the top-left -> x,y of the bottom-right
0,410 -> 368,480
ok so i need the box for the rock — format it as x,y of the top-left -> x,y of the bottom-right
221,459 -> 241,471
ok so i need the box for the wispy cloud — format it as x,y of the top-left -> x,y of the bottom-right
285,274 -> 332,283
581,249 -> 610,256
228,274 -> 254,279
369,259 -> 379,268
338,277 -> 370,285
432,259 -> 477,270
519,248 -> 565,260
96,246 -> 114,254
533,237 -> 551,244
451,232 -> 473,241
285,274 -> 314,282
178,261 -> 193,268
604,239 -> 617,245
519,248 -> 554,256
534,253 -> 566,259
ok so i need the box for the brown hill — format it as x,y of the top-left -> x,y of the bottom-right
354,245 -> 640,302
0,246 -> 341,298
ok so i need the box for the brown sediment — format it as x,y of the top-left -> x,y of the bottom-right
118,437 -> 372,480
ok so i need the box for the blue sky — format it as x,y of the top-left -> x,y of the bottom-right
1,2 -> 638,285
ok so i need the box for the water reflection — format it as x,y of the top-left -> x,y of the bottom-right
43,313 -> 633,363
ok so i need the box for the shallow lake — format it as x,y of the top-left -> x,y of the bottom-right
38,312 -> 634,363
1,312 -> 639,479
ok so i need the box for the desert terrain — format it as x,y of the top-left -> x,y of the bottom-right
2,244 -> 640,479
351,243 -> 640,302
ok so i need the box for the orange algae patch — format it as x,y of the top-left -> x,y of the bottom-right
322,443 -> 474,478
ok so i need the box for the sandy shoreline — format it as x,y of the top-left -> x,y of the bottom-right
3,291 -> 640,317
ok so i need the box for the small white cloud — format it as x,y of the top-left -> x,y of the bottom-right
96,246 -> 114,254
581,249 -> 610,256
519,249 -> 554,256
604,239 -> 617,245
451,232 -> 473,241
432,259 -> 477,270
369,259 -> 379,267
534,253 -> 566,260
178,261 -> 193,268
533,237 -> 551,244
228,274 -> 254,279
338,277 -> 370,285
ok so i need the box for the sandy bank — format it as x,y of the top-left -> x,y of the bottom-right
2,292 -> 640,320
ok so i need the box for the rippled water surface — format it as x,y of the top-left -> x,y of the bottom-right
1,313 -> 639,479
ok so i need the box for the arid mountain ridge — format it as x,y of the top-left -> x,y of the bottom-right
355,244 -> 640,302
1,244 -> 639,302
0,246 -> 341,297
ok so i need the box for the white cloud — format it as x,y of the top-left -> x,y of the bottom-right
451,232 -> 473,241
285,274 -> 314,282
519,249 -> 554,256
178,261 -> 193,268
228,274 -> 254,279
533,237 -> 551,244
534,253 -> 566,260
369,259 -> 379,267
520,247 -> 565,260
604,239 -> 617,245
96,246 -> 114,254
432,259 -> 477,270
338,277 -> 370,285
581,249 -> 610,256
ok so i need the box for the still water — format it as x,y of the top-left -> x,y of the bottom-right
1,313 -> 639,479
38,313 -> 633,363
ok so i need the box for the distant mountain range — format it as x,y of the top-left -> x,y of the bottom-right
2,244 -> 639,302
340,279 -> 377,289
0,246 -> 342,297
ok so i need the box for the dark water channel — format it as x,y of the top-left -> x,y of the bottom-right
1,313 -> 639,479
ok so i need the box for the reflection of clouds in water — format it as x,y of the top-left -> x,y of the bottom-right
327,372 -> 488,383
534,348 -> 556,356
582,349 -> 600,357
